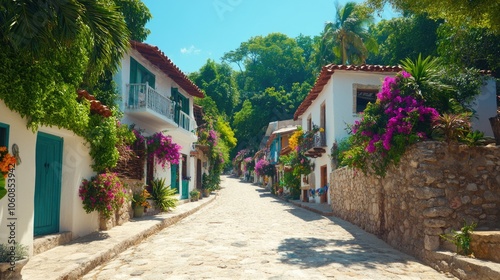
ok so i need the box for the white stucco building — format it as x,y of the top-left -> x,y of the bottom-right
114,40 -> 206,199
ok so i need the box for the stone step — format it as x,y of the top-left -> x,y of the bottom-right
471,231 -> 500,263
33,231 -> 72,256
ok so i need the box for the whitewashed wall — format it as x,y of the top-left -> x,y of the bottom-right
0,100 -> 95,255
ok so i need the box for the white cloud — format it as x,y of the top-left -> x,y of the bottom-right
180,45 -> 201,55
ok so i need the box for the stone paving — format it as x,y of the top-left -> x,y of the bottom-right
83,176 -> 456,279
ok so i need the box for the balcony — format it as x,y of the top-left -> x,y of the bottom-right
303,131 -> 327,158
125,83 -> 176,128
179,111 -> 197,132
125,84 -> 197,134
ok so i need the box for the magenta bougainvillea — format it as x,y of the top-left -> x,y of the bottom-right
343,71 -> 439,176
78,172 -> 128,219
147,132 -> 182,169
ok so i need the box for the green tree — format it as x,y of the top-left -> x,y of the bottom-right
367,15 -> 441,65
190,60 -> 240,118
222,33 -> 312,93
367,0 -> 500,34
1,0 -> 130,82
322,2 -> 378,65
115,0 -> 152,42
437,25 -> 500,75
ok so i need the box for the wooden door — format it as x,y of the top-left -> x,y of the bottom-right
34,133 -> 63,236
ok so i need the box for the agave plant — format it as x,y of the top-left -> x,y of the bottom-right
150,178 -> 177,212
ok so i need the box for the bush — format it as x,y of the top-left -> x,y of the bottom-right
150,178 -> 177,211
78,172 -> 128,219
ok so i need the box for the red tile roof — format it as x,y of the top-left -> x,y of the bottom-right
130,41 -> 204,98
293,64 -> 402,120
77,89 -> 112,117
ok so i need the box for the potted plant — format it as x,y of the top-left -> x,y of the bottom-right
132,188 -> 151,217
150,178 -> 177,212
0,243 -> 28,280
189,189 -> 200,201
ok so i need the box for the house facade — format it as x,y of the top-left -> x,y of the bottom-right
293,64 -> 497,205
294,65 -> 402,204
0,99 -> 99,255
0,41 -> 206,256
114,41 -> 205,199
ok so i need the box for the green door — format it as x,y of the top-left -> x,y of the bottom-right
171,164 -> 179,194
34,133 -> 63,236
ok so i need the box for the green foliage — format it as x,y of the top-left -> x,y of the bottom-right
189,189 -> 200,201
438,25 -> 500,75
115,0 -> 152,42
223,33 -> 314,93
0,243 -> 28,262
0,0 -> 130,81
150,178 -> 177,211
431,113 -> 472,143
86,115 -> 120,172
366,0 -> 500,34
440,221 -> 477,256
368,15 -> 441,65
322,1 -> 378,65
330,138 -> 352,169
401,55 -> 486,115
190,60 -> 240,118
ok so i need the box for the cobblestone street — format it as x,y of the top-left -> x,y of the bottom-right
83,175 -> 454,279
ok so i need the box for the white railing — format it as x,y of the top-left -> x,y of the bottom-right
179,110 -> 197,132
126,83 -> 175,121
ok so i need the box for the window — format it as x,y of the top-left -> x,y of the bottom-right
0,123 -> 9,148
307,115 -> 312,131
130,57 -> 156,87
353,84 -> 379,113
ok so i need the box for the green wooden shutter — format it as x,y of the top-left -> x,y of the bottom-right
130,57 -> 138,83
0,123 -> 9,148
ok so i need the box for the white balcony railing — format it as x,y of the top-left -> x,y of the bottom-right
179,110 -> 197,132
126,83 -> 175,122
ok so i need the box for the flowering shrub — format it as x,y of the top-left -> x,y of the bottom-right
255,159 -> 275,177
0,146 -> 16,200
78,172 -> 128,219
0,146 -> 15,178
243,157 -> 254,172
132,188 -> 151,208
342,71 -> 439,177
254,158 -> 268,177
147,132 -> 181,169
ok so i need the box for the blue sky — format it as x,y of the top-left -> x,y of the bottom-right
142,0 -> 399,74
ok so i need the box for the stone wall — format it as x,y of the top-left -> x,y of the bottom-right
329,141 -> 500,261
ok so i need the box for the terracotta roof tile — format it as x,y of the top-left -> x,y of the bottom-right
130,41 -> 204,98
293,64 -> 402,120
78,89 -> 112,117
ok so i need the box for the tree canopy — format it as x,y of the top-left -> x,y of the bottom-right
367,0 -> 500,34
323,1 -> 378,65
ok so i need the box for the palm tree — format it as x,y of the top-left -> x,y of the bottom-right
322,2 -> 378,65
0,0 -> 129,74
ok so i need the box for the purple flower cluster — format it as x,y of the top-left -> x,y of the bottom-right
147,132 -> 182,169
352,71 -> 439,154
78,172 -> 127,219
254,158 -> 269,177
132,129 -> 146,150
207,129 -> 218,146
